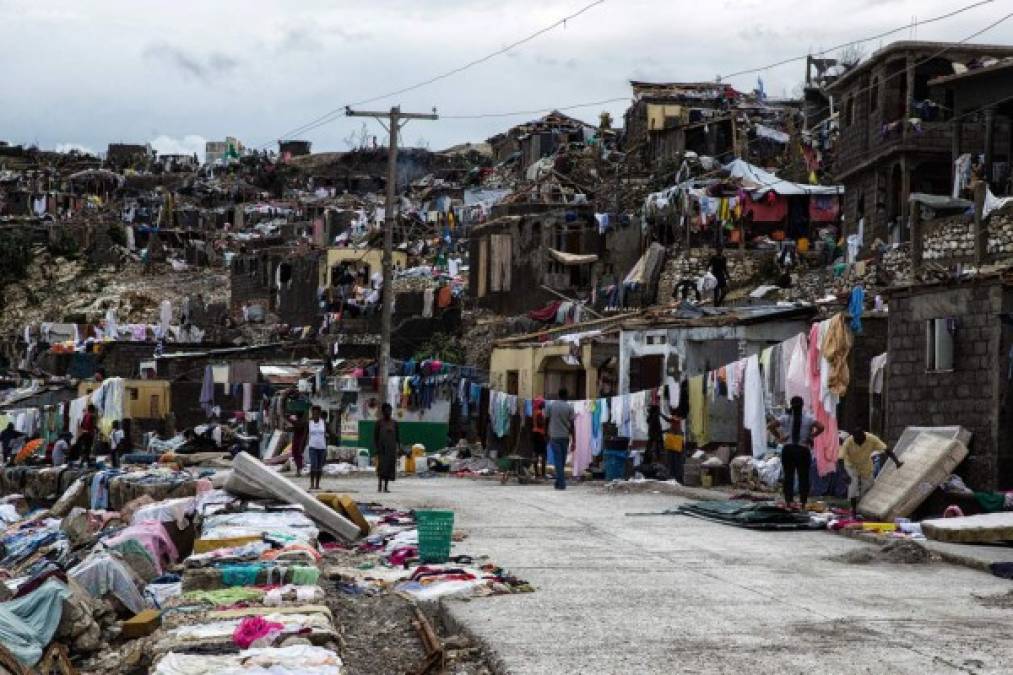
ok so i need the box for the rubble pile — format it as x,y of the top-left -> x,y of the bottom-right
0,452 -> 526,673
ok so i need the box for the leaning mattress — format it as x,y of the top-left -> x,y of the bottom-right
859,432 -> 968,522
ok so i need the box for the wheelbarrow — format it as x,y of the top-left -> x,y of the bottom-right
497,454 -> 534,485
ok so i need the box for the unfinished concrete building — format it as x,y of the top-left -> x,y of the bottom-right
828,41 -> 1013,245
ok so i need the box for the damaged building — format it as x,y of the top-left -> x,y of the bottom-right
829,41 -> 1013,245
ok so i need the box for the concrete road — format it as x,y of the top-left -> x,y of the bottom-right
314,475 -> 1013,674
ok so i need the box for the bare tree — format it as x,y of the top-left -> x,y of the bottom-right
839,43 -> 866,70
343,122 -> 371,150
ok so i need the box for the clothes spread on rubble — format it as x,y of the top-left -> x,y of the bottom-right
0,578 -> 72,666
69,552 -> 146,614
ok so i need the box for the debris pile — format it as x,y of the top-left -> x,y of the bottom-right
0,452 -> 527,673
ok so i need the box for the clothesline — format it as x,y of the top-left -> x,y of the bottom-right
482,311 -> 853,477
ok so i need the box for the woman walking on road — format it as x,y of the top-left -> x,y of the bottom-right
374,403 -> 399,493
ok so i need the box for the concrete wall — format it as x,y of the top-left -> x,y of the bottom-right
320,247 -> 408,288
489,342 -> 602,400
231,249 -> 322,325
885,282 -> 1002,489
837,313 -> 888,435
79,379 -> 171,419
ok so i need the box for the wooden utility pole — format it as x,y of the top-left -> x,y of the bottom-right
345,106 -> 437,403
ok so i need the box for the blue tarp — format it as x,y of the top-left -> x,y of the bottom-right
0,578 -> 71,665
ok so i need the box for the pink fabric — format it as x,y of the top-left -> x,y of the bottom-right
572,406 -> 593,478
102,520 -> 179,573
195,478 -> 213,494
807,323 -> 840,477
233,616 -> 285,649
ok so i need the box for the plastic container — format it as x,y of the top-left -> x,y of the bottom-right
604,449 -> 629,481
356,449 -> 371,469
416,510 -> 455,563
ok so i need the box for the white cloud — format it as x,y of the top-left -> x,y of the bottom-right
54,142 -> 97,155
150,134 -> 207,162
1,0 -> 1010,153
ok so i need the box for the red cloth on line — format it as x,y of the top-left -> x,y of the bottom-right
528,300 -> 562,322
741,193 -> 788,223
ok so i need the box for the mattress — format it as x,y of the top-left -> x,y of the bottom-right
226,452 -> 360,541
858,432 -> 968,521
922,512 -> 1013,543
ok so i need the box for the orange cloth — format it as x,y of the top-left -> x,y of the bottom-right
14,438 -> 43,464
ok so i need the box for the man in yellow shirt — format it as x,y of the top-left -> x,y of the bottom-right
840,428 -> 903,518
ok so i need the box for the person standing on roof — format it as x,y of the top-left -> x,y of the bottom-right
545,389 -> 575,491
307,405 -> 329,491
709,246 -> 729,306
840,428 -> 903,519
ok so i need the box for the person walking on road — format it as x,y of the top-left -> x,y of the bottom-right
545,388 -> 574,491
374,403 -> 399,493
767,396 -> 824,510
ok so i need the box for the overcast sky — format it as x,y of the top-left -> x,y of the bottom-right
3,0 -> 1012,159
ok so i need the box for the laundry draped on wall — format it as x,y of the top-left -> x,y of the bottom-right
482,312 -> 855,477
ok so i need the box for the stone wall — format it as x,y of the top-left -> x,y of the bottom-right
921,212 -> 1013,261
885,282 -> 1001,489
657,249 -> 761,301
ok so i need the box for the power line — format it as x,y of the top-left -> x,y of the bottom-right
804,8 -> 1013,126
257,0 -> 607,148
420,2 -> 1004,124
718,0 -> 997,80
441,97 -> 629,120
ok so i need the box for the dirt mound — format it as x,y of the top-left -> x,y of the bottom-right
832,538 -> 934,565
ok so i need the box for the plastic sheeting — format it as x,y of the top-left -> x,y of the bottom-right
201,510 -> 319,545
725,159 -> 843,197
68,552 -> 145,614
0,578 -> 72,665
132,497 -> 196,528
547,248 -> 598,265
152,645 -> 343,675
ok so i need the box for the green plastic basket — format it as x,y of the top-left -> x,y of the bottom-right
416,510 -> 455,563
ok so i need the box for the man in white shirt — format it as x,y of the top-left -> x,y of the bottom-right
110,420 -> 126,468
52,433 -> 71,466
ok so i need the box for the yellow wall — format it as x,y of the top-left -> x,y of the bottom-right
78,379 -> 171,419
489,343 -> 599,399
320,248 -> 409,287
646,104 -> 686,131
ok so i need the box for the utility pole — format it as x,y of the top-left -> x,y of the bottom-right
345,106 -> 437,404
